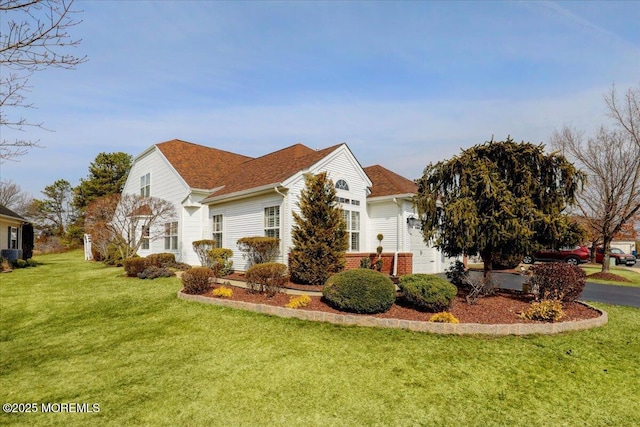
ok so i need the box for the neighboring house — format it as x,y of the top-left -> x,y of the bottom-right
121,139 -> 453,274
0,204 -> 27,260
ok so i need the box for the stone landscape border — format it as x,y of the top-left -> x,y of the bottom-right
177,291 -> 608,336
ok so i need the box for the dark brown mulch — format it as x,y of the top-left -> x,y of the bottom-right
587,272 -> 632,283
203,281 -> 600,325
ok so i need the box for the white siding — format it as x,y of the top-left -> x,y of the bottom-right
209,193 -> 285,271
121,147 -> 193,262
367,201 -> 401,253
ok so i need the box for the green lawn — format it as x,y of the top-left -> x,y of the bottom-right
581,264 -> 640,288
1,251 -> 639,426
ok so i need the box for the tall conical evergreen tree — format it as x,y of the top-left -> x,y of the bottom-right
290,172 -> 348,285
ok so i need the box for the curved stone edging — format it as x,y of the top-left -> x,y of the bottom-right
177,291 -> 608,336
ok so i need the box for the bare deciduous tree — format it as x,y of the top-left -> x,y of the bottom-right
85,193 -> 177,261
0,178 -> 32,214
552,84 -> 640,272
1,0 -> 87,161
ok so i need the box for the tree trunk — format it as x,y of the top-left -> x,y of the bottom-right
480,248 -> 494,294
601,237 -> 612,273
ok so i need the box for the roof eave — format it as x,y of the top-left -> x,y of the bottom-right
202,183 -> 287,204
367,193 -> 415,203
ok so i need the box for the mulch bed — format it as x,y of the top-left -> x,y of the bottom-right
587,272 -> 632,283
198,275 -> 601,325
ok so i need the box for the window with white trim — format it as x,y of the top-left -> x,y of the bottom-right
140,173 -> 151,197
212,214 -> 223,248
264,206 -> 280,239
164,221 -> 178,250
342,210 -> 360,251
9,227 -> 18,249
335,179 -> 349,191
141,226 -> 150,250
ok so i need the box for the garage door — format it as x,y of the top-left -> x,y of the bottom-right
409,228 -> 439,274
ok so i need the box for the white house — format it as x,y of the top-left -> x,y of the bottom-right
1,204 -> 26,261
121,139 -> 454,275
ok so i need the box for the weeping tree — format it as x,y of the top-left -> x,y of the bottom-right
289,172 -> 348,285
414,137 -> 586,289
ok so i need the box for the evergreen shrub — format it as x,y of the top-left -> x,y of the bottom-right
520,299 -> 565,322
146,253 -> 176,268
123,257 -> 148,277
323,269 -> 396,314
245,262 -> 288,296
137,266 -> 175,279
429,312 -> 459,323
208,248 -> 234,276
527,262 -> 586,302
181,267 -> 214,294
398,274 -> 457,312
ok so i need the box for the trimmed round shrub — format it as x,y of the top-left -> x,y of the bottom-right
245,262 -> 288,296
398,274 -> 457,312
181,267 -> 214,294
528,262 -> 586,302
123,257 -> 148,277
146,252 -> 176,268
323,269 -> 396,314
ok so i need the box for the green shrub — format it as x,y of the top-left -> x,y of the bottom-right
208,248 -> 234,276
237,236 -> 280,268
137,266 -> 175,280
245,262 -> 288,296
323,269 -> 396,314
527,263 -> 586,302
146,253 -> 176,268
398,274 -> 457,312
181,267 -> 214,294
123,257 -> 148,277
520,299 -> 565,322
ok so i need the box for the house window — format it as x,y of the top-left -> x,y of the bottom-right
212,214 -> 223,248
164,221 -> 178,250
141,226 -> 150,250
9,227 -> 18,249
342,210 -> 360,251
335,179 -> 349,191
140,173 -> 150,197
264,206 -> 280,239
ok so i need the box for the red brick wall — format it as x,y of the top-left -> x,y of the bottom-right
344,252 -> 413,276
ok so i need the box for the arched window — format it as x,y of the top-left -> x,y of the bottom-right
335,179 -> 349,191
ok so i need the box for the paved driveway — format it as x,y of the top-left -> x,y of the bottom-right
438,272 -> 640,308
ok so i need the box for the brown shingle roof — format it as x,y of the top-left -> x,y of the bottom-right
156,139 -> 253,189
207,143 -> 343,199
364,165 -> 417,198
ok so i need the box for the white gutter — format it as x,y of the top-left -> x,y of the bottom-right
392,197 -> 402,277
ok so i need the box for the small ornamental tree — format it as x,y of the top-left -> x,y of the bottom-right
192,239 -> 217,267
415,137 -> 585,290
237,236 -> 280,268
289,172 -> 348,285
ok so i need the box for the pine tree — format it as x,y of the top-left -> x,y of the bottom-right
289,172 -> 348,285
414,137 -> 586,285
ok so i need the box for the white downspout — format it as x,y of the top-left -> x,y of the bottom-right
274,186 -> 286,264
393,197 -> 401,277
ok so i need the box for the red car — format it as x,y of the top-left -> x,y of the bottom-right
522,246 -> 590,266
595,247 -> 637,266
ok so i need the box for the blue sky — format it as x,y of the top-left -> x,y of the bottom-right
1,0 -> 639,197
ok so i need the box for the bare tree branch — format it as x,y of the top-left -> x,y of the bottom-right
551,85 -> 640,272
0,0 -> 86,161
